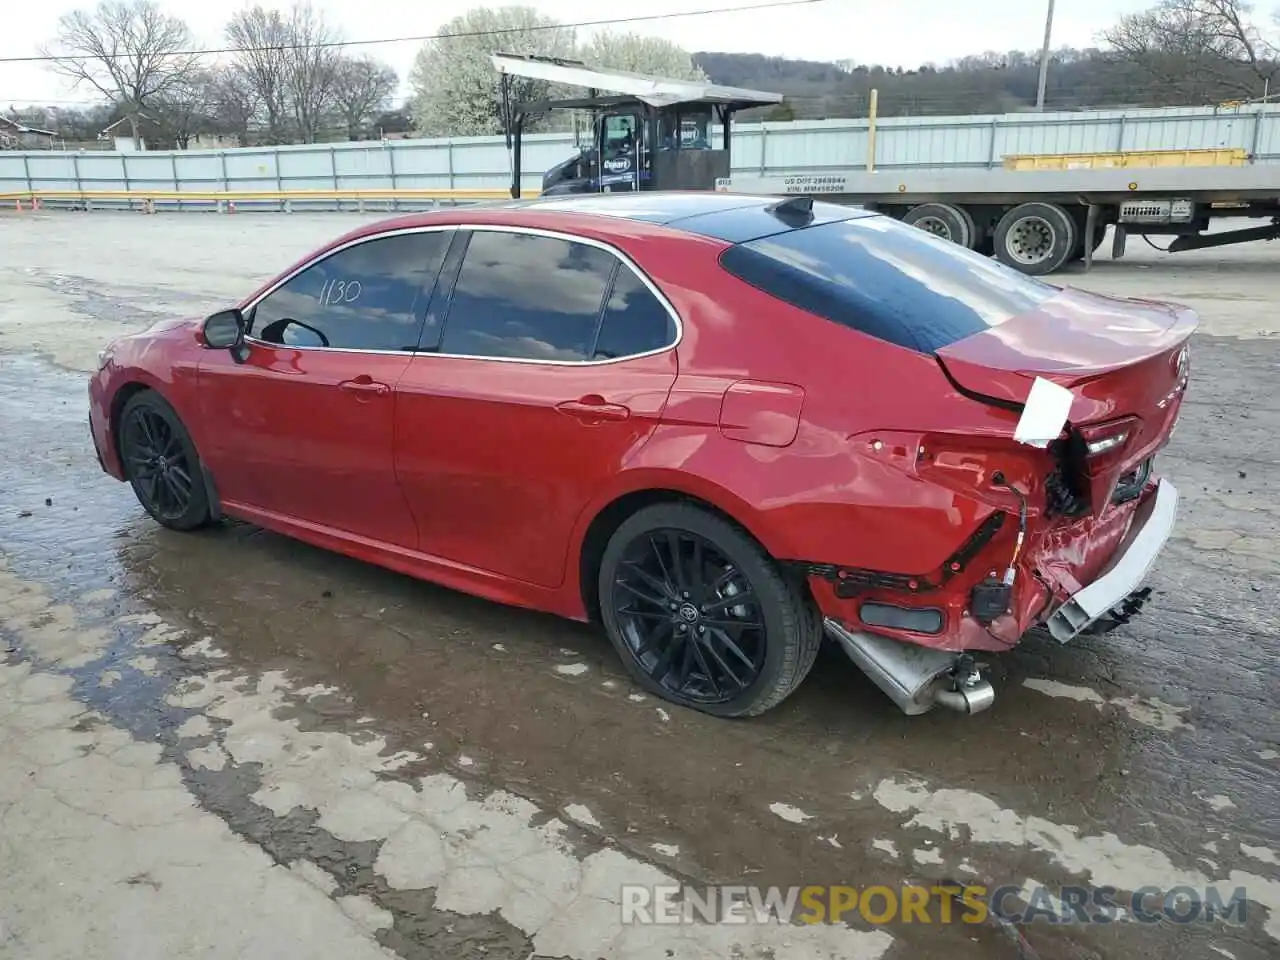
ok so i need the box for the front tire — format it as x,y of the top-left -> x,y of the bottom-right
597,503 -> 822,718
117,390 -> 212,531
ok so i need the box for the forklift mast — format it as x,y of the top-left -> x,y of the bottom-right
492,53 -> 784,199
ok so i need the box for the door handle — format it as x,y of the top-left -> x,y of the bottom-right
556,395 -> 631,423
339,376 -> 390,398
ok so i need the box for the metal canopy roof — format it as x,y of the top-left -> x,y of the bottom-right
491,53 -> 785,109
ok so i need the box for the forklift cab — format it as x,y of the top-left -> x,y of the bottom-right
570,102 -> 718,194
492,53 -> 784,198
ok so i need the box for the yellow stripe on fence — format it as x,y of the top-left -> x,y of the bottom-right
0,187 -> 538,211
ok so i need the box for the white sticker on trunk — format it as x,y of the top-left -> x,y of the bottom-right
1014,376 -> 1075,448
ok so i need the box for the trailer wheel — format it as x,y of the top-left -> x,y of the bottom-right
993,202 -> 1077,275
903,203 -> 973,249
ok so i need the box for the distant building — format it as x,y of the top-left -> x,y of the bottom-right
98,115 -> 241,151
0,116 -> 57,149
99,114 -> 161,151
190,133 -> 243,149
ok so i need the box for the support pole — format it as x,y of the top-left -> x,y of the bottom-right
866,88 -> 878,173
1035,0 -> 1056,111
511,115 -> 524,199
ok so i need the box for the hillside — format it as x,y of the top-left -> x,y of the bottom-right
693,48 -> 1272,119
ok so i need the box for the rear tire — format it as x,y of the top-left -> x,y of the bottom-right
118,390 -> 213,532
993,201 -> 1076,275
597,503 -> 822,718
903,203 -> 974,249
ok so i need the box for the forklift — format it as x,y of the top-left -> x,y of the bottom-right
491,53 -> 785,198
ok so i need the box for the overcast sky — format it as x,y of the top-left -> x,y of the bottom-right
2,0 -> 1153,108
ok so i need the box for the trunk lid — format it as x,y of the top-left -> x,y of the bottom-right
935,287 -> 1196,514
935,287 -> 1195,419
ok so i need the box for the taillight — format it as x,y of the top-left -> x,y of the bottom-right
1077,416 -> 1139,474
1086,432 -> 1128,456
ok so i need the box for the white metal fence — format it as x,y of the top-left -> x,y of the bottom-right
2,103 -> 1276,208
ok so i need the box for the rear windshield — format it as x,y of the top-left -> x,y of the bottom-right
718,214 -> 1059,352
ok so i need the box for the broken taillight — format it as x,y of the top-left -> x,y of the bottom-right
1061,415 -> 1144,516
1078,416 -> 1140,472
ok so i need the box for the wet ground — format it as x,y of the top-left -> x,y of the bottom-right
0,211 -> 1278,960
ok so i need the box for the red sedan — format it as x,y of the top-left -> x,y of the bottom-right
89,192 -> 1191,718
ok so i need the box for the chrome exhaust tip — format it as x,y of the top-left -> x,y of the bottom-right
933,679 -> 995,714
824,618 -> 994,717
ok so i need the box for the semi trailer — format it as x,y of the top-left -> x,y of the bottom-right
714,163 -> 1280,275
490,54 -> 1280,276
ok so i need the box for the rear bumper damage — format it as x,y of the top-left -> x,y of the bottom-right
824,477 -> 1179,716
1044,477 -> 1178,642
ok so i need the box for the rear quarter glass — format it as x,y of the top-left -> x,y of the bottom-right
718,215 -> 1060,353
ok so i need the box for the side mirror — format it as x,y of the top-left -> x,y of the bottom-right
202,308 -> 250,363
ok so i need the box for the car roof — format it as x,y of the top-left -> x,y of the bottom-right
358,192 -> 877,249
495,191 -> 876,244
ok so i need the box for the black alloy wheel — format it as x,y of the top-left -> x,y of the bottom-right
613,528 -> 765,704
598,502 -> 822,718
118,391 -> 212,531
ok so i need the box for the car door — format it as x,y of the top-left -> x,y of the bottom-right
197,228 -> 453,549
395,226 -> 680,588
597,112 -> 643,192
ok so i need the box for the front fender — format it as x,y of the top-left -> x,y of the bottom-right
90,326 -> 205,477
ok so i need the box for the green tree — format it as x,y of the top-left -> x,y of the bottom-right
578,31 -> 706,80
409,6 -> 576,137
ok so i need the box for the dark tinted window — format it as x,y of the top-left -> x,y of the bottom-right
440,231 -> 615,361
592,268 -> 675,360
250,231 -> 450,351
719,215 -> 1058,352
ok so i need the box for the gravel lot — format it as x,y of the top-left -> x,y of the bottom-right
0,209 -> 1277,960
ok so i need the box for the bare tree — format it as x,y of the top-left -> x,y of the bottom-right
283,1 -> 343,143
332,56 -> 398,140
152,68 -> 215,148
207,66 -> 259,145
226,6 -> 292,144
1100,0 -> 1280,101
42,0 -> 198,149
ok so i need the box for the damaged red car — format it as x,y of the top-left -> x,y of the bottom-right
88,192 -> 1191,718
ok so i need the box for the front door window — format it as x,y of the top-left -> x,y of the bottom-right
248,231 -> 452,352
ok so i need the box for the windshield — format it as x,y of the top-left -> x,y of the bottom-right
719,214 -> 1059,352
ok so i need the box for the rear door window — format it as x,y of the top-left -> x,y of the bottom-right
592,268 -> 676,360
718,215 -> 1058,352
437,230 -> 616,361
249,230 -> 451,351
